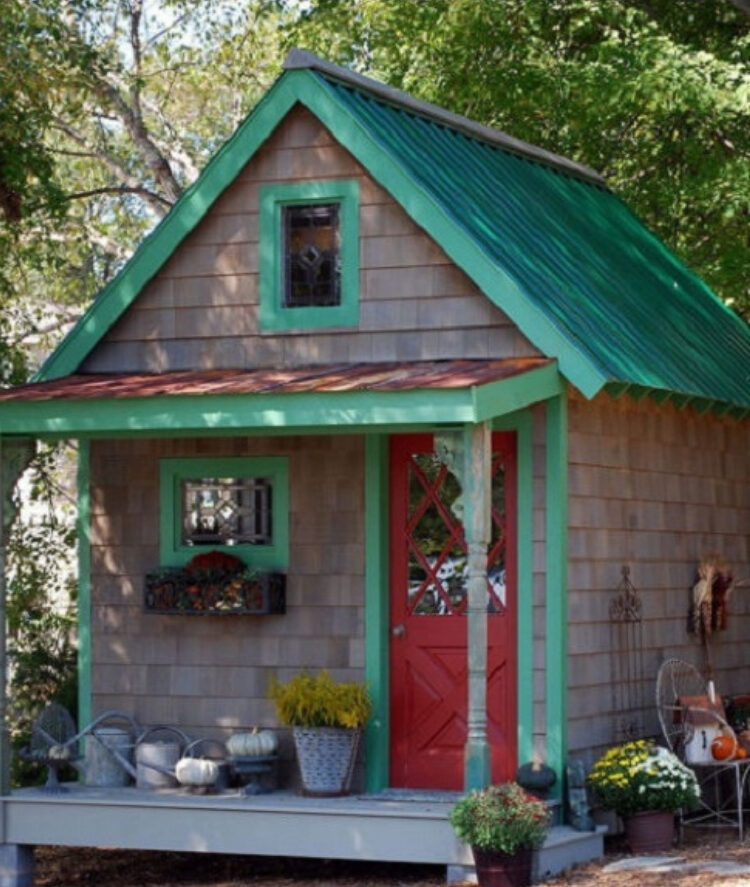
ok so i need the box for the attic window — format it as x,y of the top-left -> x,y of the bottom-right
259,180 -> 359,331
283,204 -> 341,308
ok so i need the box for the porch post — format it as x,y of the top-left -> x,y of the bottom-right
462,421 -> 492,790
545,394 -> 568,798
77,439 -> 92,730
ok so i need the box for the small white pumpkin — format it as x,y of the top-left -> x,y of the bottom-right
175,756 -> 219,787
226,727 -> 278,757
49,743 -> 71,761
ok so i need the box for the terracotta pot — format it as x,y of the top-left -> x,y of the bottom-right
623,809 -> 674,853
472,846 -> 533,887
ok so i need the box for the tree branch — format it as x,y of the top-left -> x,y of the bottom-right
51,117 -> 171,217
64,186 -> 173,207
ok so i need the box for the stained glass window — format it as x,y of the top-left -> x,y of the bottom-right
181,477 -> 272,547
283,203 -> 341,308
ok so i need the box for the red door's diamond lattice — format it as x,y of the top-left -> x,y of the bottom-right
405,451 -> 508,617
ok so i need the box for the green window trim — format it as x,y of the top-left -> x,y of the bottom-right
159,456 -> 289,569
259,179 -> 360,331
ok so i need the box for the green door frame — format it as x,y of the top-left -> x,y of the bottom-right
363,407 -> 537,792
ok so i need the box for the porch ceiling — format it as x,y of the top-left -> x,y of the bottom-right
0,358 -> 561,437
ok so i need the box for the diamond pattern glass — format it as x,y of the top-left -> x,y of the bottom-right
182,477 -> 272,547
283,203 -> 341,307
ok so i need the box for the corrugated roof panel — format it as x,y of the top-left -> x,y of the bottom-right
320,75 -> 750,407
0,359 -> 550,402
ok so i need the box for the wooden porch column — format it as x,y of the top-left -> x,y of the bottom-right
437,422 -> 492,790
435,422 -> 492,791
462,421 -> 492,790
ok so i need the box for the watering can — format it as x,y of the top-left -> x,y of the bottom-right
83,717 -> 190,789
133,725 -> 191,788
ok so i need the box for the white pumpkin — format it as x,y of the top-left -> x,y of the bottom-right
49,743 -> 71,761
226,727 -> 278,757
175,756 -> 219,787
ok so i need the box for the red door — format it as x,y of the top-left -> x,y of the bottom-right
389,433 -> 517,789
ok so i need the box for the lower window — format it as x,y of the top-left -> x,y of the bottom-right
159,456 -> 289,568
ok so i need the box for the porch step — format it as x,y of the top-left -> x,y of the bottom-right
536,824 -> 607,881
447,825 -> 606,884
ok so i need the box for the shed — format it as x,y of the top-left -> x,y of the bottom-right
0,49 -> 748,882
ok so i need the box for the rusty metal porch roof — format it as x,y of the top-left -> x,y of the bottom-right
0,359 -> 551,403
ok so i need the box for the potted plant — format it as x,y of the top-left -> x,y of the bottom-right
449,782 -> 548,887
587,739 -> 700,852
269,670 -> 371,796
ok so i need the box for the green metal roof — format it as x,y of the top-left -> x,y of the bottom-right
314,71 -> 750,410
36,52 -> 750,411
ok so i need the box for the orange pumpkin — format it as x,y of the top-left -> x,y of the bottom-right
711,734 -> 735,760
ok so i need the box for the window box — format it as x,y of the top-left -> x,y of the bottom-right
143,567 -> 286,616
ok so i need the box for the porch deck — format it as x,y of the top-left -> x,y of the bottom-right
0,785 -> 605,880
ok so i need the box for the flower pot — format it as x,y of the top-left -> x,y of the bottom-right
292,726 -> 361,796
472,847 -> 533,887
623,809 -> 675,853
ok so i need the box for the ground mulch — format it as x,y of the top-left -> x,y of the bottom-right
34,829 -> 750,887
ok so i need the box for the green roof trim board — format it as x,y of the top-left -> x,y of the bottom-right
36,51 -> 750,410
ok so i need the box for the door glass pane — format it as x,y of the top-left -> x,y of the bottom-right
487,453 -> 507,614
404,448 -> 507,616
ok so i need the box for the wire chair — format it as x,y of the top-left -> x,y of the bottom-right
656,658 -> 750,839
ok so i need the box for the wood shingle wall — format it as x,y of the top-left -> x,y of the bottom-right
81,106 -> 537,373
89,434 -> 365,738
567,393 -> 750,760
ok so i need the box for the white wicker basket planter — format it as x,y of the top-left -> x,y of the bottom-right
292,726 -> 361,796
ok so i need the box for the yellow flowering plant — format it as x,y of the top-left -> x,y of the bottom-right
269,670 -> 372,729
587,740 -> 700,816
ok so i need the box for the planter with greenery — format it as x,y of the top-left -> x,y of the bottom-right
449,782 -> 548,887
269,670 -> 371,796
587,739 -> 700,852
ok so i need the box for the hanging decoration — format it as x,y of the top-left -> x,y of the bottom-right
688,553 -> 734,639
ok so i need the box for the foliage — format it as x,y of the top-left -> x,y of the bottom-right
449,782 -> 548,854
587,739 -> 700,816
6,444 -> 78,786
2,1 -> 287,372
269,670 -> 372,729
286,0 -> 749,319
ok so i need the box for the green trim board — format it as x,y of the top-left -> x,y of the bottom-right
0,371 -> 561,437
159,456 -> 289,569
544,395 -> 568,800
77,439 -> 92,731
473,361 -> 564,421
493,410 -> 533,767
364,435 -> 389,793
259,180 -> 360,331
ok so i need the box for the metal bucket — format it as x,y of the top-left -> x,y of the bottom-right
136,740 -> 180,789
85,727 -> 133,787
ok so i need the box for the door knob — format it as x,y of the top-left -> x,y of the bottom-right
392,623 -> 406,637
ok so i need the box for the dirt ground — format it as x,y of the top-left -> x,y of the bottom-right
34,829 -> 750,887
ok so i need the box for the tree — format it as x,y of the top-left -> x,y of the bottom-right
284,0 -> 749,318
2,0 -> 286,372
